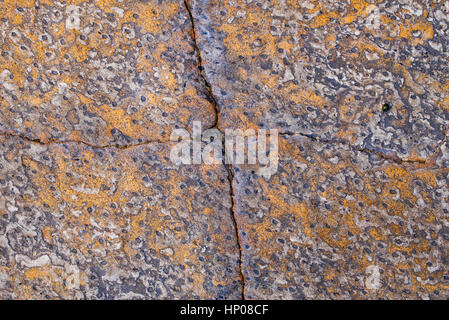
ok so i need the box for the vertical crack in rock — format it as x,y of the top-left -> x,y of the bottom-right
184,0 -> 218,128
184,0 -> 246,299
182,0 -> 437,299
224,163 -> 246,300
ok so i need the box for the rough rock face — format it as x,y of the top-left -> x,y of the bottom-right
190,0 -> 449,161
0,136 -> 240,299
1,0 -> 449,300
189,0 -> 449,299
0,0 -> 240,300
233,135 -> 449,299
0,0 -> 215,146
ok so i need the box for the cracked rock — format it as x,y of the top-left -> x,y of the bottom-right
0,135 -> 241,299
190,0 -> 449,161
1,0 -> 449,301
0,0 -> 215,146
233,134 -> 449,299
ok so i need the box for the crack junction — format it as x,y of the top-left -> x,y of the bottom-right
184,0 -> 246,300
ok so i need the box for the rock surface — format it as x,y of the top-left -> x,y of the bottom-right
233,135 -> 449,299
1,0 -> 449,300
0,135 -> 240,299
0,0 -> 215,146
190,0 -> 449,161
190,0 -> 449,299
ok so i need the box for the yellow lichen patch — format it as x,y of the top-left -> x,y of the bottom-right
25,267 -> 48,281
42,226 -> 55,244
289,87 -> 328,107
399,19 -> 434,45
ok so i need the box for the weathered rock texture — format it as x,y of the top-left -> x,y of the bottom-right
0,0 -> 239,300
1,0 -> 449,300
233,135 -> 449,299
0,0 -> 215,146
189,0 -> 449,299
190,0 -> 449,161
0,136 -> 240,299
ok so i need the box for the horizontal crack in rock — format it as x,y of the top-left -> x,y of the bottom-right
280,131 -> 432,166
0,131 -> 167,149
